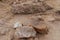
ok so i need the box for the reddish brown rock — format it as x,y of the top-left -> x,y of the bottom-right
26,16 -> 48,34
29,16 -> 48,34
32,21 -> 48,34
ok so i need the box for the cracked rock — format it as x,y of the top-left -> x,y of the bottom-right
14,26 -> 36,38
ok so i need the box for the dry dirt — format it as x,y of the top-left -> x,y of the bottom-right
0,0 -> 60,40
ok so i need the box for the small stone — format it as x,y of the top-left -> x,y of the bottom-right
14,26 -> 36,38
33,21 -> 48,34
13,22 -> 22,29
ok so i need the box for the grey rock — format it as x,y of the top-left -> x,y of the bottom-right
14,26 -> 36,38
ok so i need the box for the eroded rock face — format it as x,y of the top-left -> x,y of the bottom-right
11,0 -> 52,14
14,26 -> 36,38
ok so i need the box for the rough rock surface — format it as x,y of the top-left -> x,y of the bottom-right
31,21 -> 48,34
0,0 -> 60,40
11,0 -> 52,14
14,26 -> 36,38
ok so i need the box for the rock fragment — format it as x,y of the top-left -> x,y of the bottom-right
32,21 -> 48,34
14,26 -> 36,38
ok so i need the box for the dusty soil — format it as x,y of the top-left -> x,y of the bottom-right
0,0 -> 60,40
